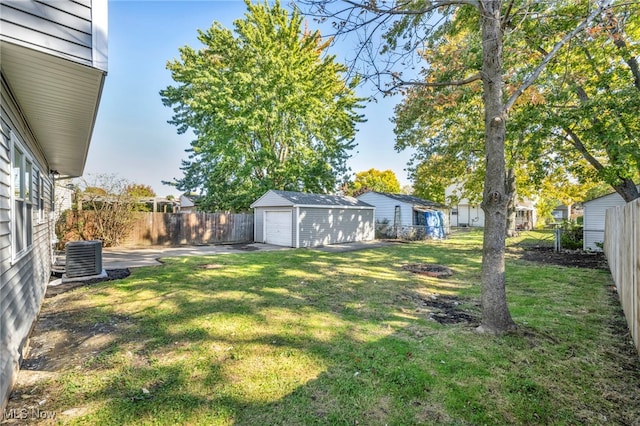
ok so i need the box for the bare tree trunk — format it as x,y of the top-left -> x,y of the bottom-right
477,0 -> 516,334
505,168 -> 517,237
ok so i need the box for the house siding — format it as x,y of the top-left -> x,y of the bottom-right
357,192 -> 412,226
1,82 -> 54,408
357,192 -> 450,234
454,202 -> 485,227
298,207 -> 374,247
0,0 -> 106,70
583,192 -> 627,251
252,191 -> 291,208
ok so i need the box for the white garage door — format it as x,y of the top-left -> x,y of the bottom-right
265,211 -> 292,247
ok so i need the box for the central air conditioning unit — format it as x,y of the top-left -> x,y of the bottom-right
65,240 -> 103,278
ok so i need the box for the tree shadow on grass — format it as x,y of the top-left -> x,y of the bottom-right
9,242 -> 638,425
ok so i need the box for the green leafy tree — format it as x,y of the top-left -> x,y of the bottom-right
345,168 -> 401,196
518,4 -> 640,202
392,4 -> 623,225
303,0 -> 614,334
126,184 -> 156,198
160,0 -> 364,211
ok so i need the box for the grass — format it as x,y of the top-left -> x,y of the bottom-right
14,229 -> 640,425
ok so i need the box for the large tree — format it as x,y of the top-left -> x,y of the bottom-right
303,0 -> 615,334
344,168 -> 401,196
521,4 -> 640,202
161,0 -> 364,211
393,1 -> 636,224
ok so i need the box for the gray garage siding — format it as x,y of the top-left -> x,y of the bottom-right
253,206 -> 295,246
298,207 -> 374,247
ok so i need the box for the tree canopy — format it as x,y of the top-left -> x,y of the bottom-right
393,0 -> 639,205
301,0 -> 616,334
344,168 -> 401,196
126,184 -> 156,198
160,0 -> 364,211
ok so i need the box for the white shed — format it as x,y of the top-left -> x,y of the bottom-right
357,191 -> 450,236
583,191 -> 629,251
251,190 -> 375,248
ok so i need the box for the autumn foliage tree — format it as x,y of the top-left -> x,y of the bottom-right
126,184 -> 156,198
303,0 -> 616,334
344,168 -> 401,196
56,174 -> 140,248
160,0 -> 364,211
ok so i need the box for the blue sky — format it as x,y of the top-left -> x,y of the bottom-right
85,0 -> 414,197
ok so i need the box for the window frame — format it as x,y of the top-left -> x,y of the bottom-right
10,131 -> 39,261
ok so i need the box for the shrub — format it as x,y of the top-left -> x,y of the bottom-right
560,220 -> 583,250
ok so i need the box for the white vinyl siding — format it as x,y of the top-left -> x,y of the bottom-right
455,203 -> 485,227
583,192 -> 628,251
357,192 -> 411,226
357,192 -> 450,235
252,190 -> 294,207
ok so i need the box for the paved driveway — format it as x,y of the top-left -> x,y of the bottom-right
102,243 -> 287,269
102,240 -> 398,269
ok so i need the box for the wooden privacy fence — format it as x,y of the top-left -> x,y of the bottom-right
122,212 -> 254,247
604,199 -> 639,355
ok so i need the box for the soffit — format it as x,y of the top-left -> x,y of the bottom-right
1,41 -> 105,176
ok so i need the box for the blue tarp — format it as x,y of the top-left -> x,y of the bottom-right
424,210 -> 445,239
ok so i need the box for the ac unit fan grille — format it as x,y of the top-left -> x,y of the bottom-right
65,240 -> 103,278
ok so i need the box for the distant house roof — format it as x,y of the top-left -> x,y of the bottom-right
251,190 -> 374,208
180,195 -> 196,208
362,191 -> 447,209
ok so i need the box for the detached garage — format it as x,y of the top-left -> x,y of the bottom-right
251,190 -> 375,248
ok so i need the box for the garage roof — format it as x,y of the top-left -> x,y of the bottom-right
251,190 -> 374,208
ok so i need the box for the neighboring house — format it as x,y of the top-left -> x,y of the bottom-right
356,191 -> 449,238
1,0 -> 107,408
445,185 -> 537,230
583,191 -> 632,251
251,190 -> 375,248
54,182 -> 75,215
552,205 -> 571,222
179,194 -> 197,213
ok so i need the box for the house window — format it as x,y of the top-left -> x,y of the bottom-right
11,133 -> 35,257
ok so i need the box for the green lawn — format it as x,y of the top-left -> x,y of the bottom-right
13,230 -> 640,424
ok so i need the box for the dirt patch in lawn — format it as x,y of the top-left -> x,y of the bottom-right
401,263 -> 454,278
397,292 -> 478,325
516,246 -> 609,270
